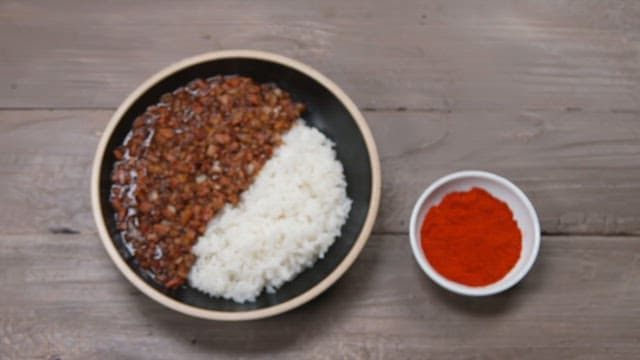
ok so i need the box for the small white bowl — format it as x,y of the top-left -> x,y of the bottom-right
409,170 -> 540,296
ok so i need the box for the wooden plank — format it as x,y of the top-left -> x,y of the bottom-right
2,109 -> 640,235
0,111 -> 101,235
1,0 -> 639,111
1,233 -> 639,359
373,109 -> 640,235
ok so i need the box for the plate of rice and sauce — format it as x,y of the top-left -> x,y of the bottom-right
91,50 -> 381,321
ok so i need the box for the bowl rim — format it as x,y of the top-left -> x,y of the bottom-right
409,170 -> 541,296
91,50 -> 382,321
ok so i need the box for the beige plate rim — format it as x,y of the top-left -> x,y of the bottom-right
91,49 -> 382,321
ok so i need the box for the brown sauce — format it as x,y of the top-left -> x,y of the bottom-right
110,76 -> 305,288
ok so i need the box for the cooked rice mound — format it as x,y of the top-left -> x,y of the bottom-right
189,120 -> 352,303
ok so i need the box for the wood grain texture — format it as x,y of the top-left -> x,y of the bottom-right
2,0 -> 640,358
1,233 -> 639,359
2,109 -> 640,236
1,0 -> 639,111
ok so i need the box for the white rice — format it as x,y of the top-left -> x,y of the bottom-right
188,120 -> 352,303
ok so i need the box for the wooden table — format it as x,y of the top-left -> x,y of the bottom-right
2,1 -> 640,358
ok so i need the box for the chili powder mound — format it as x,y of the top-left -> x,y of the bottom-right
420,187 -> 522,286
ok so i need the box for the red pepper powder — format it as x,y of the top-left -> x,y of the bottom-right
421,187 -> 522,286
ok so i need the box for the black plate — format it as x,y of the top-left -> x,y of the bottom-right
97,56 -> 373,312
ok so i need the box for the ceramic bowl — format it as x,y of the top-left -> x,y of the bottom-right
409,170 -> 540,296
91,50 -> 381,320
